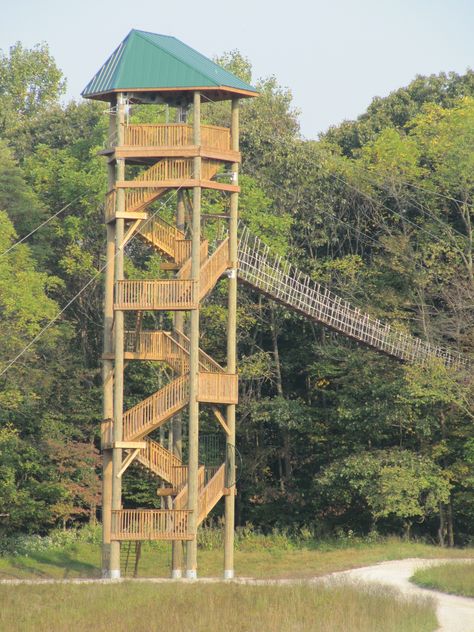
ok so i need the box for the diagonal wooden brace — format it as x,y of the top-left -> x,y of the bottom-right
119,218 -> 142,249
212,406 -> 230,435
116,442 -> 146,478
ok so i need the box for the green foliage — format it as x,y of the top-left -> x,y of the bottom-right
0,40 -> 472,548
0,42 -> 65,136
319,449 -> 450,533
411,561 -> 474,597
0,425 -> 68,535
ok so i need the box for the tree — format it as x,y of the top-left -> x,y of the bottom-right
0,425 -> 69,534
318,449 -> 450,538
0,42 -> 65,137
0,140 -> 46,236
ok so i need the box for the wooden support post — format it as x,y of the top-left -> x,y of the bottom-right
171,188 -> 186,579
224,98 -> 239,579
101,98 -> 117,577
186,91 -> 201,579
110,93 -> 126,579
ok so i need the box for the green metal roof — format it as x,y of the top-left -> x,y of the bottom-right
82,29 -> 258,101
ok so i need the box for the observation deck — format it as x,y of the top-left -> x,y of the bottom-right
102,122 -> 240,164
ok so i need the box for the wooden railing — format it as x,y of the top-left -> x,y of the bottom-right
201,125 -> 231,152
122,123 -> 231,152
137,215 -> 192,265
125,187 -> 165,213
173,466 -> 206,511
237,223 -> 469,369
108,158 -> 221,221
173,330 -> 224,373
123,375 -> 189,441
111,509 -> 192,541
124,331 -> 186,373
140,158 -> 194,181
198,372 -> 238,404
198,464 -> 226,524
175,239 -> 192,265
177,239 -> 209,280
124,124 -> 193,147
137,437 -> 187,487
138,215 -> 185,259
125,330 -> 167,358
115,279 -> 197,310
199,238 -> 229,298
173,464 -> 226,526
201,159 -> 223,181
124,330 -> 223,373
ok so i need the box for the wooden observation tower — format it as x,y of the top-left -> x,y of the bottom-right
82,29 -> 258,579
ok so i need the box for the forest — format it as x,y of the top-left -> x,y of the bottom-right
0,41 -> 473,548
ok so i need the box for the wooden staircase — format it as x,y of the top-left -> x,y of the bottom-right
109,210 -> 467,543
105,156 -> 223,222
110,206 -> 234,540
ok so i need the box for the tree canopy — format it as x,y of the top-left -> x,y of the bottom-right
0,43 -> 472,544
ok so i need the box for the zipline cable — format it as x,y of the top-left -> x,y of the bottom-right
335,165 -> 470,244
0,186 -> 184,378
0,194 -> 85,258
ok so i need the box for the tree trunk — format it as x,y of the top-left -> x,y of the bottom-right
438,503 -> 446,547
270,304 -> 292,483
403,520 -> 412,540
447,499 -> 455,547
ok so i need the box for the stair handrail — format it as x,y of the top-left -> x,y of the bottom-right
166,330 -> 224,373
123,374 -> 190,441
198,463 -> 226,524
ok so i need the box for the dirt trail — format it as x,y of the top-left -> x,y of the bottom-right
327,558 -> 474,632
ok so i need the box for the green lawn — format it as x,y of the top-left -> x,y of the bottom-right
0,536 -> 473,581
0,581 -> 437,632
411,561 -> 474,597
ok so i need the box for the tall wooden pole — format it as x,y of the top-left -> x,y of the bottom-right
101,100 -> 117,577
110,93 -> 126,579
224,98 -> 239,579
186,91 -> 201,579
171,189 -> 186,578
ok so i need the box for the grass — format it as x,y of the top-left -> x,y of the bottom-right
411,561 -> 474,597
0,533 -> 473,581
0,581 -> 437,632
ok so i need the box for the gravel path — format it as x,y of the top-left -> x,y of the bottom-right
327,558 -> 474,632
1,558 -> 473,631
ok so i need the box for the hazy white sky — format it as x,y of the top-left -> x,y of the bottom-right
1,0 -> 473,138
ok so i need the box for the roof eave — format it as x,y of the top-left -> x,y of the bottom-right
82,85 -> 259,102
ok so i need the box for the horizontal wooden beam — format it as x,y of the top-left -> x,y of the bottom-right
112,146 -> 241,163
105,211 -> 148,225
160,262 -> 180,270
156,488 -> 179,496
116,179 -> 240,193
113,441 -> 146,450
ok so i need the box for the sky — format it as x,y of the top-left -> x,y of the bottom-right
1,0 -> 473,139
